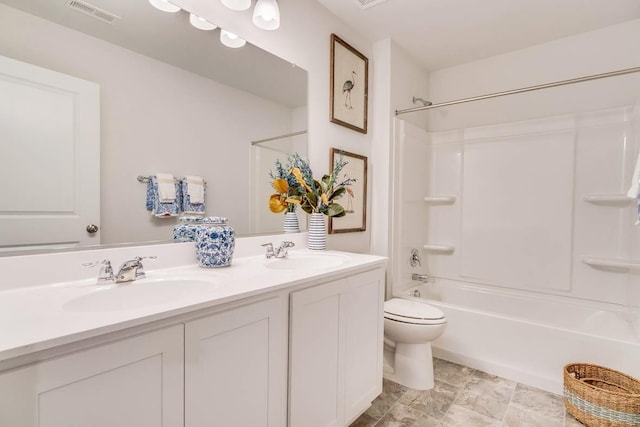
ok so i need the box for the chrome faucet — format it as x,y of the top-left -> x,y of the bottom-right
83,256 -> 156,284
261,241 -> 295,259
83,259 -> 115,285
115,256 -> 156,283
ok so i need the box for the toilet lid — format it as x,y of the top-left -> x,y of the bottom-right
384,298 -> 445,322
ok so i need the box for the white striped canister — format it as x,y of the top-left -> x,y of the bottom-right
307,212 -> 327,250
283,211 -> 300,233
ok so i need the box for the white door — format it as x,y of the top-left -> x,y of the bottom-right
0,325 -> 184,427
0,55 -> 100,251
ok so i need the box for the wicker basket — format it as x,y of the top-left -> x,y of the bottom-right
563,363 -> 640,426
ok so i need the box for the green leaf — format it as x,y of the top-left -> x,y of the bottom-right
329,187 -> 345,201
327,203 -> 346,217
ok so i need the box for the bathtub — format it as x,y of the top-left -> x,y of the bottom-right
399,279 -> 640,394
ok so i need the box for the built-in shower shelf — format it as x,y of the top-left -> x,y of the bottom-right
582,194 -> 635,206
582,257 -> 640,272
423,244 -> 455,254
423,196 -> 457,205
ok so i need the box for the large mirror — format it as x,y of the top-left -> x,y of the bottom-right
0,0 -> 307,254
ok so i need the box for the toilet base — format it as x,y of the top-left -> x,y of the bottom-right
383,342 -> 435,390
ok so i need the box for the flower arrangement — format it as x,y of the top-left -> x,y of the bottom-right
269,152 -> 355,218
268,157 -> 304,214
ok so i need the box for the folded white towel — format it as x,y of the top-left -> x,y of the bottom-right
628,151 -> 640,199
186,175 -> 205,204
156,173 -> 176,202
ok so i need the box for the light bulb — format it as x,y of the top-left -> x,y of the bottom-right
148,0 -> 181,13
220,29 -> 246,48
189,13 -> 217,30
252,0 -> 280,31
220,0 -> 251,11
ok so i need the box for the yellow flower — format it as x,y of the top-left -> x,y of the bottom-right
321,193 -> 329,205
273,178 -> 289,194
269,194 -> 287,213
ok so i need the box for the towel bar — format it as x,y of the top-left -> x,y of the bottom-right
137,175 -> 206,184
423,196 -> 456,205
582,194 -> 635,206
582,257 -> 640,271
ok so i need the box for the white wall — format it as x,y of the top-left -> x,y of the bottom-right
174,0 -> 374,253
0,4 -> 298,244
370,39 -> 429,261
428,19 -> 640,115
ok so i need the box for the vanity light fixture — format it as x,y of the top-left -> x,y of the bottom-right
220,29 -> 246,48
221,0 -> 251,11
189,13 -> 218,30
148,0 -> 181,13
252,0 -> 280,30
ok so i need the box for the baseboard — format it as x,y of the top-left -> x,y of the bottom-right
432,347 -> 562,394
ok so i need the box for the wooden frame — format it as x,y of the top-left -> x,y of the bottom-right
330,34 -> 368,134
329,149 -> 367,233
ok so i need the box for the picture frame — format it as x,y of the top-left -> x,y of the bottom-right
330,34 -> 368,134
329,148 -> 367,233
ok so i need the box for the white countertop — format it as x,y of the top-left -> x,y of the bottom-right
0,249 -> 386,363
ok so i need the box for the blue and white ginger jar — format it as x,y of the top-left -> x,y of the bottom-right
195,217 -> 235,268
172,216 -> 204,242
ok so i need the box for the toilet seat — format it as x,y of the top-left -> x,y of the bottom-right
384,298 -> 446,325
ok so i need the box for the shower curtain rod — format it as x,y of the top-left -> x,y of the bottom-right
395,66 -> 640,116
251,130 -> 307,145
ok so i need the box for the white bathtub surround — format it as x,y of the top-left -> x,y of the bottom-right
402,280 -> 640,394
390,101 -> 640,395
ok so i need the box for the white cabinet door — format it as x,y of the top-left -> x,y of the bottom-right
185,295 -> 288,427
342,269 -> 385,424
290,278 -> 347,427
0,325 -> 184,427
289,268 -> 385,427
0,55 -> 100,251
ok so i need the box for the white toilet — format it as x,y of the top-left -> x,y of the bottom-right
383,298 -> 447,390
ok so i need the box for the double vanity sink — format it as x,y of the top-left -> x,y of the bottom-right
0,250 -> 358,361
0,245 -> 385,427
62,252 -> 351,312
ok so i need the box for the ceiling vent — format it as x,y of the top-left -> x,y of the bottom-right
352,0 -> 391,9
66,0 -> 121,24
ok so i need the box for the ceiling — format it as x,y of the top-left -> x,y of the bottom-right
1,0 -> 307,107
317,0 -> 640,71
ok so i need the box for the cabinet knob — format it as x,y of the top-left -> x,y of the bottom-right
86,224 -> 99,234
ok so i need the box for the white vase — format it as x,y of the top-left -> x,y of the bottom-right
307,212 -> 327,250
283,211 -> 300,233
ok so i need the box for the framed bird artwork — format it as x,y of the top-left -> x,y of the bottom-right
330,34 -> 368,134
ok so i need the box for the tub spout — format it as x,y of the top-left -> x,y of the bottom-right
412,273 -> 429,283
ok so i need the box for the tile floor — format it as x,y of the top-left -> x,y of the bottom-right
350,358 -> 584,427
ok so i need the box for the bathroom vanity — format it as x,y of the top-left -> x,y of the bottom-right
0,242 -> 385,427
